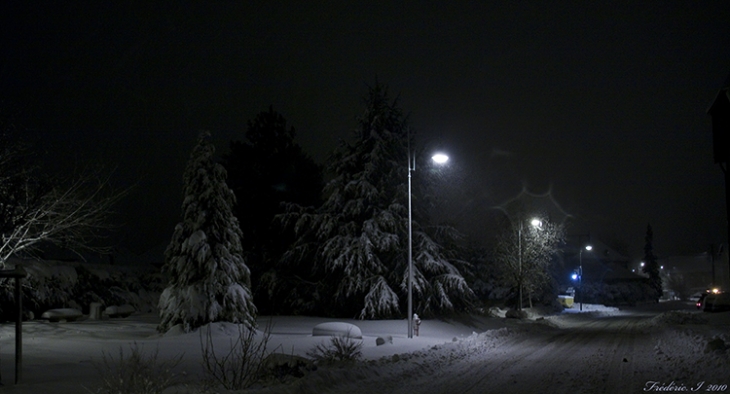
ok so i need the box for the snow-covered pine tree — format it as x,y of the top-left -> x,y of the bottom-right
280,83 -> 473,319
158,131 -> 256,333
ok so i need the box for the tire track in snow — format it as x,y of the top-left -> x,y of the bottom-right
389,314 -> 655,394
279,313 -> 663,394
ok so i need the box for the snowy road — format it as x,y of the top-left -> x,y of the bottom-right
409,314 -> 654,394
3,307 -> 727,393
286,311 -> 729,394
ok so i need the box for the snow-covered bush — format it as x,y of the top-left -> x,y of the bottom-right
9,261 -> 76,314
0,259 -> 160,321
580,280 -> 658,306
307,334 -> 363,364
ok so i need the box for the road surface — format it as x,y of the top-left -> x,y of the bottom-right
406,313 -> 655,394
301,311 -> 717,394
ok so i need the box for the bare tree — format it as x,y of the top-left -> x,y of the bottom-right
0,136 -> 127,267
494,211 -> 564,310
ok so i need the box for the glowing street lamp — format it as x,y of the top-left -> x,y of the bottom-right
431,153 -> 449,164
408,150 -> 449,338
579,245 -> 593,311
517,217 -> 543,311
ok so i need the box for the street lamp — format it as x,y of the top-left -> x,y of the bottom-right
407,150 -> 448,338
431,153 -> 449,164
579,244 -> 593,311
517,217 -> 542,311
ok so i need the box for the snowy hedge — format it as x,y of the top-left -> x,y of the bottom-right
0,259 -> 163,321
579,280 -> 657,306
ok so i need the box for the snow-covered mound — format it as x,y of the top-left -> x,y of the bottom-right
3,307 -> 729,394
561,303 -> 620,314
312,322 -> 363,339
40,308 -> 83,322
646,310 -> 709,326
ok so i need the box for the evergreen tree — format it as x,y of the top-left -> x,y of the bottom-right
223,107 -> 322,314
158,131 -> 256,333
642,223 -> 662,300
279,83 -> 473,319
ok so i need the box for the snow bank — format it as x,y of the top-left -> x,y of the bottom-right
645,310 -> 709,326
3,306 -> 729,394
312,322 -> 363,339
560,303 -> 620,314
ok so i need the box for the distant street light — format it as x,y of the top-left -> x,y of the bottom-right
408,148 -> 449,338
579,245 -> 593,311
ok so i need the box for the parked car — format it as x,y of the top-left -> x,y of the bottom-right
697,292 -> 709,309
697,288 -> 722,310
703,291 -> 730,313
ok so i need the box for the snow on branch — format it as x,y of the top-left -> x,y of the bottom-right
0,164 -> 128,267
359,276 -> 399,319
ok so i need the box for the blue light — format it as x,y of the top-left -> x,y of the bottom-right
571,273 -> 579,281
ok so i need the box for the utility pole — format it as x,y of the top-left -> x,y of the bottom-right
707,73 -> 730,289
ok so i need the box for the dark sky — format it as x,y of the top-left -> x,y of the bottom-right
1,2 -> 729,261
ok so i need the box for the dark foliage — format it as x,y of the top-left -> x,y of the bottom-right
223,107 -> 323,315
0,261 -> 162,322
276,83 -> 473,319
580,280 -> 658,306
642,224 -> 662,300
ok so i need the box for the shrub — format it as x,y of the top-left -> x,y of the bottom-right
90,343 -> 183,394
1,260 -> 162,319
200,321 -> 273,390
306,334 -> 362,364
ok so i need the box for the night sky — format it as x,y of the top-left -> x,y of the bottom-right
1,2 -> 729,261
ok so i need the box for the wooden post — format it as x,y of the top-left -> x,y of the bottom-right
14,274 -> 21,384
0,267 -> 26,385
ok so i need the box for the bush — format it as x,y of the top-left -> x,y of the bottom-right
578,280 -> 659,306
505,309 -> 528,319
306,334 -> 363,364
90,343 -> 183,394
200,321 -> 273,390
0,260 -> 162,320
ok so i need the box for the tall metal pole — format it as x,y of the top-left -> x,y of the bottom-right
710,244 -> 716,288
407,167 -> 413,338
407,136 -> 414,339
579,248 -> 584,311
725,167 -> 730,289
518,221 -> 522,311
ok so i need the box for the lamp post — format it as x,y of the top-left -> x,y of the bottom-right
579,245 -> 593,311
517,218 -> 542,311
407,150 -> 448,338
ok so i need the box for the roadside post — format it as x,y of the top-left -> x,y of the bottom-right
0,266 -> 27,385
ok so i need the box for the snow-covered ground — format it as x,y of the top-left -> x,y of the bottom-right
0,302 -> 728,393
